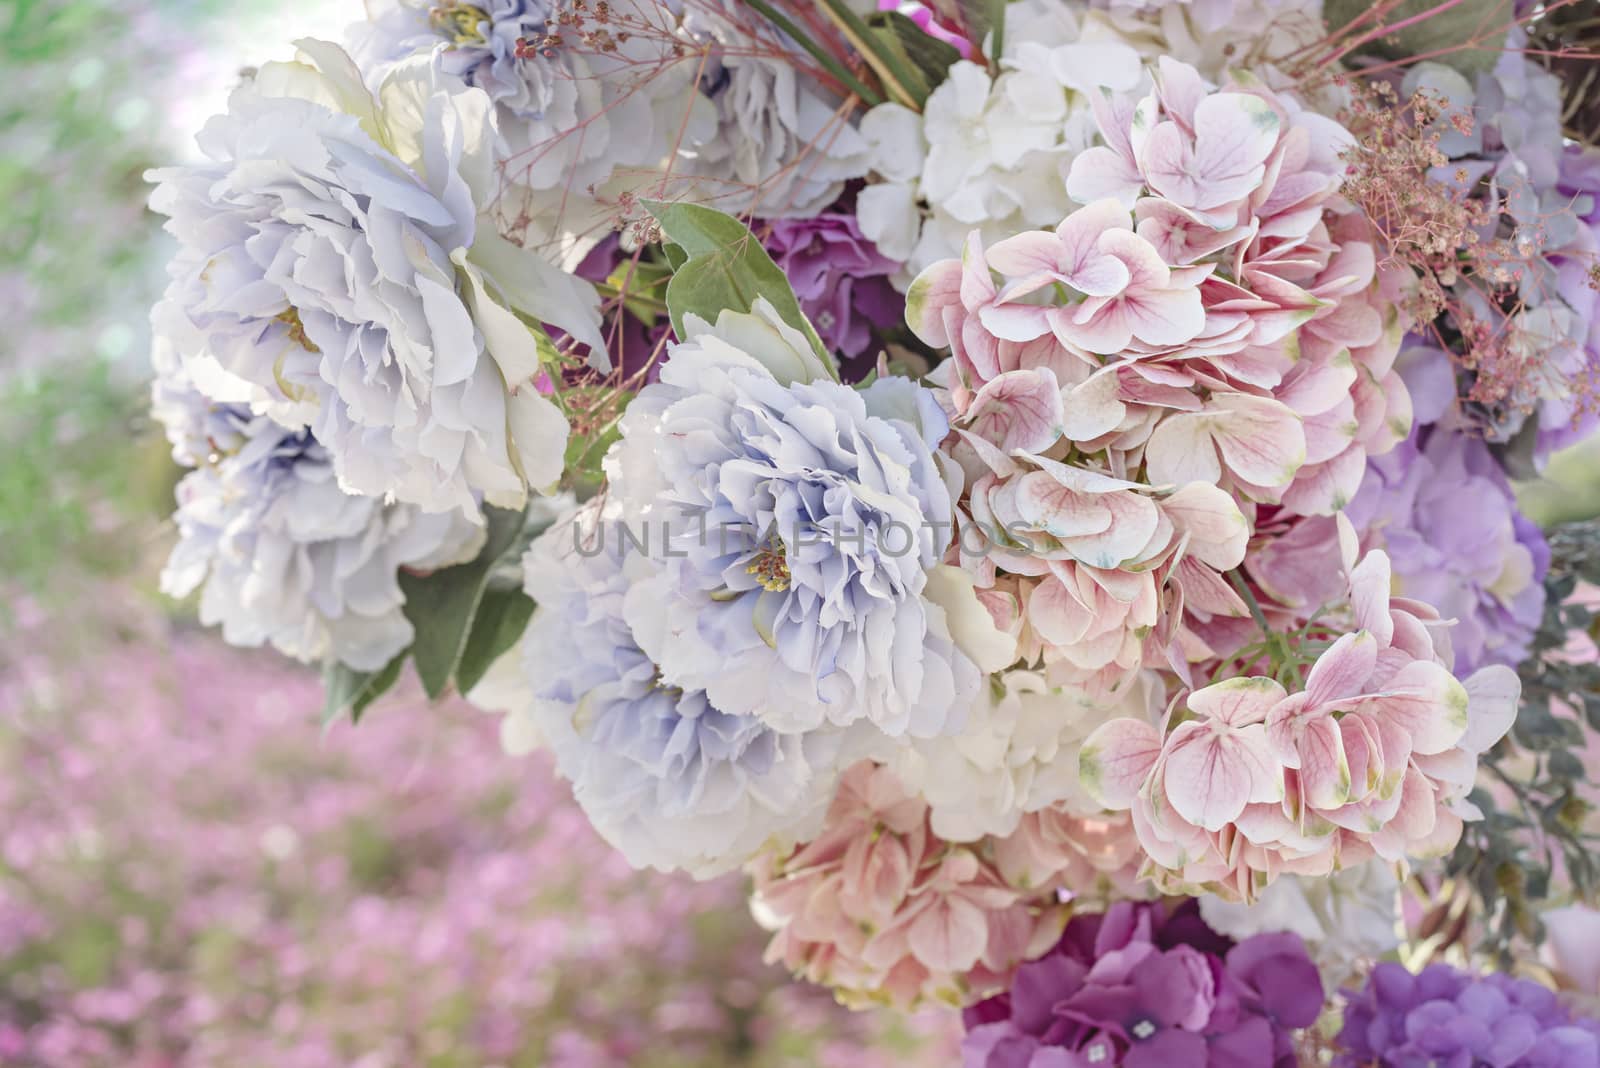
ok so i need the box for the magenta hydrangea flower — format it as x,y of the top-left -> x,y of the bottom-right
962,899 -> 1322,1068
1337,962 -> 1600,1068
761,213 -> 902,375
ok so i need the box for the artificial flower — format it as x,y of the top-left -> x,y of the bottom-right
149,39 -> 607,516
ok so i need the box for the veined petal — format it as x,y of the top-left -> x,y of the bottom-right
965,368 -> 1065,454
1080,717 -> 1164,810
1303,631 -> 1378,708
1188,675 -> 1287,727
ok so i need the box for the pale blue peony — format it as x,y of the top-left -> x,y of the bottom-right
148,39 -> 606,517
514,502 -> 848,876
349,0 -> 712,230
606,300 -> 981,739
160,393 -> 483,671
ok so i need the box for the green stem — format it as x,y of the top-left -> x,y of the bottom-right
1227,567 -> 1271,638
818,0 -> 927,109
988,0 -> 1006,65
743,0 -> 884,107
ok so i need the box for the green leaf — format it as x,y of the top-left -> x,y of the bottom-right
1323,0 -> 1508,78
454,586 -> 536,695
606,261 -> 669,326
641,200 -> 837,378
818,0 -> 930,109
866,10 -> 962,105
322,652 -> 406,727
399,504 -> 530,699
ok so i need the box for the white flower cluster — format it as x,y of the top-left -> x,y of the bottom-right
890,668 -> 1165,841
854,0 -> 1328,285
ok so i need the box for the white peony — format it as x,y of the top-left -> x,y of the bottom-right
161,405 -> 485,671
677,0 -> 872,218
350,0 -> 714,265
148,39 -> 607,518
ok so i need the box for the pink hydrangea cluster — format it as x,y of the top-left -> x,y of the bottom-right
750,762 -> 1141,1010
906,57 -> 1414,696
1079,528 -> 1520,901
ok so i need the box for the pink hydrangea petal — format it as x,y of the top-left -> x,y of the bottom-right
1190,93 -> 1282,208
1061,368 -> 1128,442
987,229 -> 1073,281
1280,445 -> 1365,515
1304,630 -> 1379,708
1297,714 -> 1352,811
1162,722 -> 1281,831
1155,56 -> 1208,131
1359,660 -> 1470,756
1160,481 -> 1249,570
1188,675 -> 1287,727
1014,473 -> 1115,539
1065,491 -> 1164,570
979,301 -> 1054,343
1459,664 -> 1519,755
1080,718 -> 1165,810
1210,395 -> 1306,489
1347,550 -> 1395,647
1030,573 -> 1095,647
905,259 -> 963,346
965,368 -> 1065,453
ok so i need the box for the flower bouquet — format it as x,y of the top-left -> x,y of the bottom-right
145,0 -> 1600,1062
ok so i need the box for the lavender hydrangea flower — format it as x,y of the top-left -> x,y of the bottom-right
605,299 -> 981,740
512,502 -> 851,876
148,39 -> 607,517
1347,414 -> 1548,673
160,396 -> 483,671
1401,45 -> 1599,455
762,213 -> 901,373
1337,962 -> 1600,1068
962,900 -> 1322,1068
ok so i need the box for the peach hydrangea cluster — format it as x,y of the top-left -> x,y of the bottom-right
750,762 -> 1141,1010
1079,521 -> 1520,901
906,57 -> 1415,697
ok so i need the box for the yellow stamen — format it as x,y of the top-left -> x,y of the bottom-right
746,543 -> 790,593
274,307 -> 320,354
429,2 -> 490,46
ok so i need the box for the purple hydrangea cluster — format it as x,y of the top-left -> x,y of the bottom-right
761,213 -> 902,377
1337,962 -> 1600,1068
1348,419 -> 1549,674
1403,43 -> 1600,455
961,900 -> 1322,1068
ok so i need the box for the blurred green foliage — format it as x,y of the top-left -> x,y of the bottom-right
1518,438 -> 1600,529
0,0 -> 222,601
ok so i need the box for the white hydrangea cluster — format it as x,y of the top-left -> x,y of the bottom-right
854,0 -> 1329,286
855,0 -> 1143,285
890,668 -> 1165,841
1200,865 -> 1403,988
